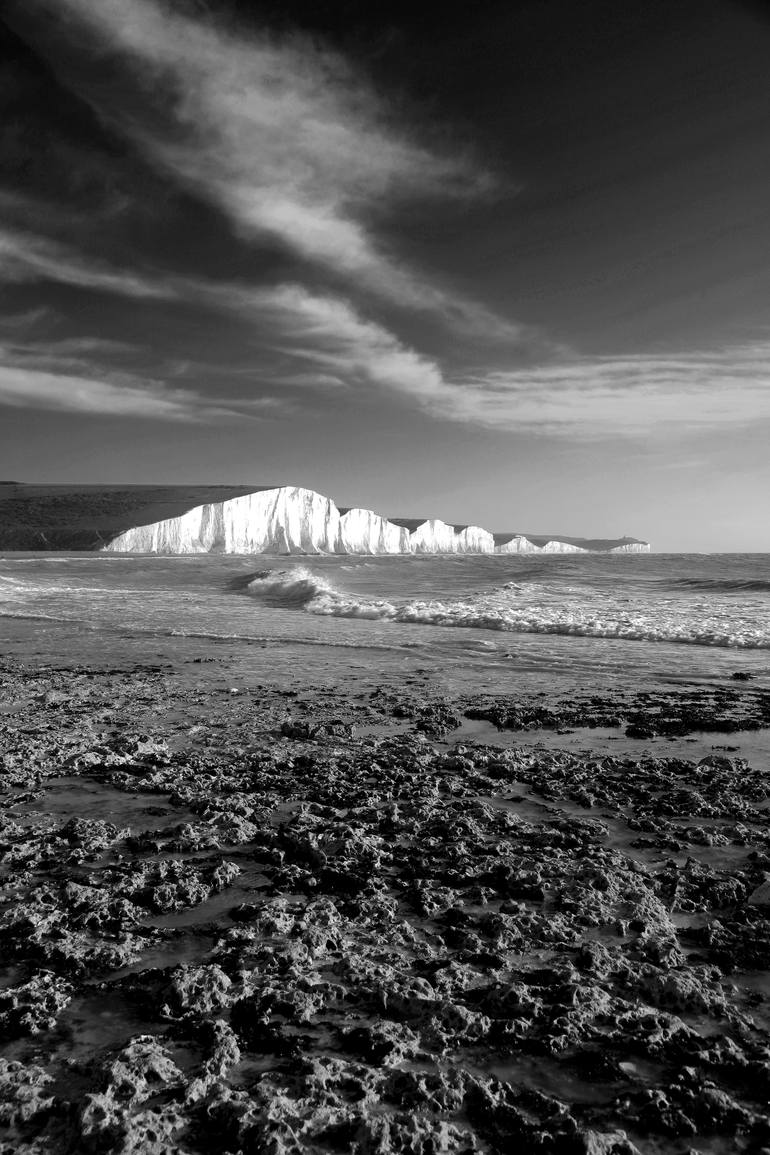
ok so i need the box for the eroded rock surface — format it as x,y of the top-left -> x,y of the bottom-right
1,657 -> 769,1153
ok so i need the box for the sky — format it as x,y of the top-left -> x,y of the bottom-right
1,0 -> 769,550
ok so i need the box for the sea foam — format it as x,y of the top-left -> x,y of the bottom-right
245,566 -> 770,649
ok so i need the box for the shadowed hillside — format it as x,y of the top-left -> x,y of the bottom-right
0,484 -> 271,549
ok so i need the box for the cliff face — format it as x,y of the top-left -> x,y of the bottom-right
408,519 -> 495,554
496,535 -> 587,554
222,489 -> 339,554
496,535 -> 531,554
104,490 -> 416,554
102,486 -> 651,555
105,488 -> 340,554
336,508 -> 410,554
539,540 -> 588,554
456,525 -> 496,553
610,542 -> 651,554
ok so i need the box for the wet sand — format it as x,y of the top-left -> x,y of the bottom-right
1,643 -> 770,1154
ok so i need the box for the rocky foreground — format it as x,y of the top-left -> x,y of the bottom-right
1,660 -> 769,1154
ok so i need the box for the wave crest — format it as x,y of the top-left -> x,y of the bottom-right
246,567 -> 337,607
245,567 -> 770,649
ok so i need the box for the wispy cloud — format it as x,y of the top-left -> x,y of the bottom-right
244,285 -> 452,403
450,346 -> 770,434
4,214 -> 764,438
0,228 -> 174,299
227,286 -> 770,435
36,0 -> 507,329
0,364 -> 209,421
0,307 -> 53,332
0,337 -> 287,423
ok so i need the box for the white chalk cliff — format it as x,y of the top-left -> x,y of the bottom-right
496,535 -> 586,554
408,519 -> 495,554
336,508 -> 410,554
103,486 -> 650,555
539,540 -> 588,554
610,542 -> 650,554
105,488 -> 338,555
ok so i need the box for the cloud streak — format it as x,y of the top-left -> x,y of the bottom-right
0,335 -> 287,423
244,285 -> 451,403
0,228 -> 174,300
8,243 -> 764,437
235,287 -> 770,435
451,346 -> 770,434
0,364 -> 210,421
38,0 -> 500,326
5,208 -> 763,439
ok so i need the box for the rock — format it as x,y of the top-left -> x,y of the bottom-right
0,973 -> 72,1039
82,1104 -> 191,1155
581,1130 -> 642,1155
747,879 -> 770,907
2,658 -> 770,1154
166,965 -> 233,1015
0,1060 -> 54,1128
79,1038 -> 187,1153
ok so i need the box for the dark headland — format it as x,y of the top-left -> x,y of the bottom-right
0,483 -> 267,550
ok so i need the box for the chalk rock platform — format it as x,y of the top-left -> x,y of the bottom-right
0,660 -> 767,1154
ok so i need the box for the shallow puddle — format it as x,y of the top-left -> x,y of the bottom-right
139,864 -> 271,932
56,990 -> 171,1061
105,932 -> 218,980
448,717 -> 770,773
487,1054 -> 630,1106
10,775 -> 200,831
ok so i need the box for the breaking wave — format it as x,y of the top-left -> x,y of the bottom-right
246,567 -> 337,607
246,568 -> 770,649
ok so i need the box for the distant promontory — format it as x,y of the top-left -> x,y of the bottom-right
0,483 -> 649,554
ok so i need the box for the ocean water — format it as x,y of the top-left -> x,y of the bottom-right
1,552 -> 769,698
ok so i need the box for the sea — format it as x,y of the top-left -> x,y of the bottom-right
1,553 -> 769,704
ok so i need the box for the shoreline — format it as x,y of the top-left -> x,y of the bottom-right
1,648 -> 769,1153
